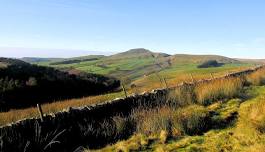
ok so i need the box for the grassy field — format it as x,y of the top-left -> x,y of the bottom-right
88,86 -> 265,152
0,63 -> 252,126
133,63 -> 251,92
33,49 -> 247,81
0,50 -> 259,126
84,67 -> 265,151
1,60 -> 264,151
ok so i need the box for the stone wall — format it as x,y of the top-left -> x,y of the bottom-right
0,65 -> 264,152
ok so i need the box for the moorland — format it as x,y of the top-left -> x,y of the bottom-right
0,48 -> 265,152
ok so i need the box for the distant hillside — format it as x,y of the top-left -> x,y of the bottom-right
0,58 -> 120,111
236,58 -> 265,64
27,48 -> 244,82
108,48 -> 170,59
50,55 -> 105,65
169,54 -> 239,64
21,57 -> 63,63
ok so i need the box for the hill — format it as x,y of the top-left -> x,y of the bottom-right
236,58 -> 265,64
107,48 -> 170,59
0,58 -> 120,111
29,49 -> 242,82
50,55 -> 105,65
169,54 -> 239,64
21,57 -> 63,63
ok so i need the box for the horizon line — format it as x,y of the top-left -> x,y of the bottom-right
0,46 -> 264,60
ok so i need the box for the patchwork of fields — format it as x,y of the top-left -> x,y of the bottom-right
1,49 -> 265,152
0,56 -> 253,126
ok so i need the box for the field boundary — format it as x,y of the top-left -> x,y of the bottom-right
1,65 -> 264,129
0,65 -> 264,151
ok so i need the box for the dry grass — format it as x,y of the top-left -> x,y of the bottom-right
167,83 -> 196,106
248,96 -> 265,133
0,91 -> 123,126
134,65 -> 251,92
87,104 -> 210,152
247,67 -> 265,86
91,86 -> 265,152
195,77 -> 244,105
0,65 -> 258,126
167,77 -> 244,107
131,105 -> 209,137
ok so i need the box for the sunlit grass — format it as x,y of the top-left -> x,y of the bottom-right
195,77 -> 244,105
246,67 -> 265,86
90,86 -> 265,152
0,64 -> 255,126
0,91 -> 123,126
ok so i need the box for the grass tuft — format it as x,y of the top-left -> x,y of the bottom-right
195,77 -> 244,105
246,67 -> 265,86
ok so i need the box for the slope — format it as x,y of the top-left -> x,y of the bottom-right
30,49 -> 243,82
0,58 -> 120,111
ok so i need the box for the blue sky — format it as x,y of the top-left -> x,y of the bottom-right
0,0 -> 265,58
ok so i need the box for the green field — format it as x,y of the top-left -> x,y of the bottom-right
0,51 -> 256,126
31,49 -> 256,89
1,50 -> 264,152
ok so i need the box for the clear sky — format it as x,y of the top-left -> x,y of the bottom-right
0,0 -> 265,58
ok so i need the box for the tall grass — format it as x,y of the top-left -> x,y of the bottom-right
3,66 -> 265,151
167,83 -> 196,107
0,121 -> 66,152
0,91 -> 123,126
246,68 -> 265,86
167,77 -> 244,106
195,77 -> 244,105
0,65 -> 253,126
248,97 -> 265,133
131,105 -> 210,137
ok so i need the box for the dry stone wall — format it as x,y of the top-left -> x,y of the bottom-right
0,65 -> 264,152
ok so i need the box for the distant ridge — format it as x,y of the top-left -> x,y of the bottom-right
21,57 -> 63,63
107,48 -> 170,59
18,48 -> 248,80
168,54 -> 239,64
